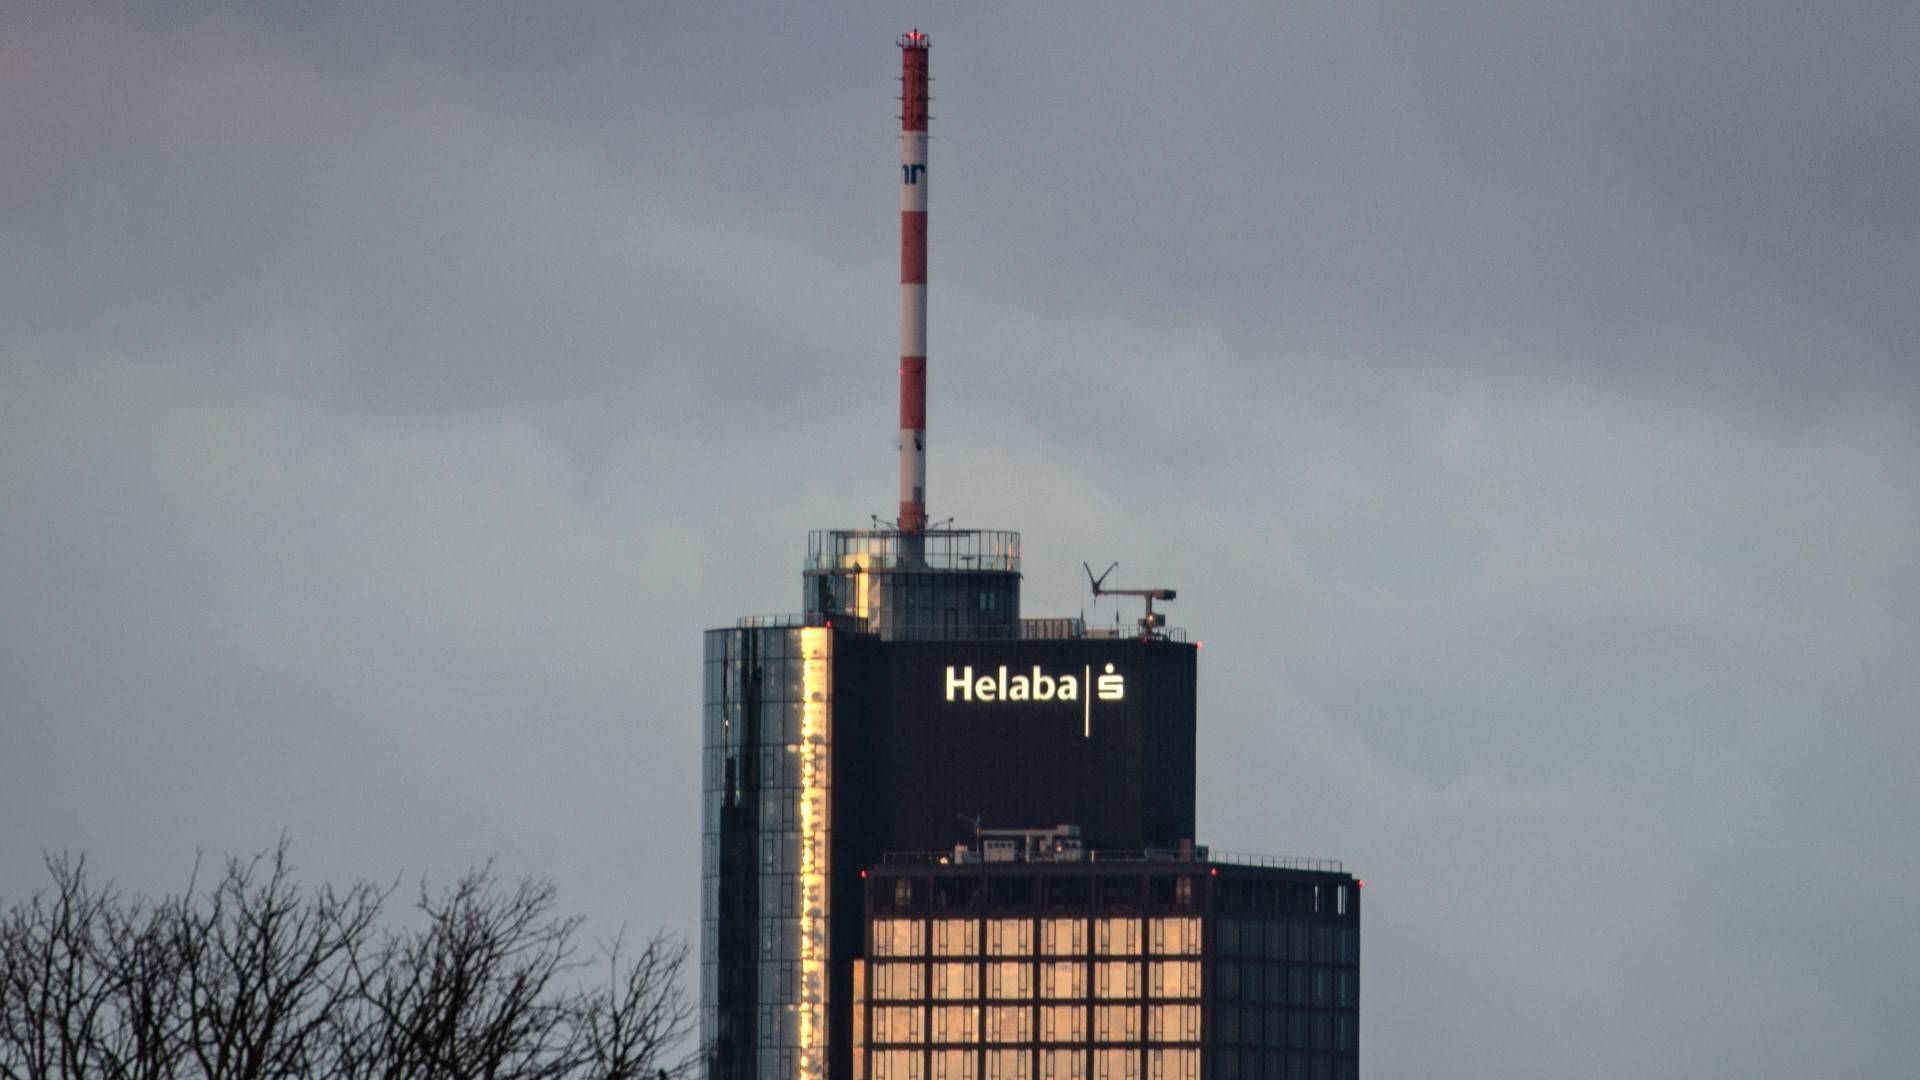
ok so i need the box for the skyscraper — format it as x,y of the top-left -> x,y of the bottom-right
701,32 -> 1352,1080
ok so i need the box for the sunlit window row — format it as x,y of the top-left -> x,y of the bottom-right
876,919 -> 1205,958
868,1005 -> 1201,1045
870,961 -> 1202,1001
873,1049 -> 1198,1080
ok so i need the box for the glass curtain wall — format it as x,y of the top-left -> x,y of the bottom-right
704,626 -> 835,1080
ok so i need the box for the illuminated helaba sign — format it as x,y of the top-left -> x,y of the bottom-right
944,663 -> 1124,737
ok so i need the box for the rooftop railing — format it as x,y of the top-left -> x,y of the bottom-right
879,848 -> 1345,874
805,528 -> 1021,574
729,613 -> 1189,644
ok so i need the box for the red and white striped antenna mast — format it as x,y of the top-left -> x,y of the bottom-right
897,28 -> 931,533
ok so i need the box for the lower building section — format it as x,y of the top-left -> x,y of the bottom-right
855,844 -> 1359,1080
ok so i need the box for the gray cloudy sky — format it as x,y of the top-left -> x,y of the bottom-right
4,2 -> 1917,1075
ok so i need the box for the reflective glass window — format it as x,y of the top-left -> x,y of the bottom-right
1151,917 -> 1202,956
1095,918 -> 1141,956
933,1050 -> 976,1080
932,1006 -> 979,1043
932,963 -> 979,1000
1216,918 -> 1240,957
1039,1049 -> 1086,1080
875,963 -> 926,1001
875,1049 -> 922,1080
929,1045 -> 975,1076
1041,919 -> 1087,956
1093,961 -> 1139,1000
1148,962 -> 1201,999
1039,1005 -> 1086,1043
1093,1049 -> 1140,1080
1147,1049 -> 1198,1080
935,920 -> 980,957
987,1006 -> 1032,1043
1040,962 -> 1087,1000
1147,1005 -> 1199,1043
986,1050 -> 1031,1080
1093,1005 -> 1140,1043
875,1006 -> 925,1044
988,919 -> 1034,957
876,919 -> 927,957
988,961 -> 1034,999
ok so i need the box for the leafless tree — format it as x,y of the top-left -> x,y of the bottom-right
0,846 -> 693,1080
172,843 -> 387,1079
577,933 -> 696,1080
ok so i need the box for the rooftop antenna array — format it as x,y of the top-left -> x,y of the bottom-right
1084,562 -> 1178,639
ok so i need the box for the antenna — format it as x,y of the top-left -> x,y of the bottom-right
897,31 -> 931,532
956,812 -> 982,852
1083,562 -> 1178,639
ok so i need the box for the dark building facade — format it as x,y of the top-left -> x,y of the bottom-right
855,840 -> 1360,1080
703,530 -> 1202,1080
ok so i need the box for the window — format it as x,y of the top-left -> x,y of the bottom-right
935,920 -> 980,957
1147,962 -> 1200,999
932,1006 -> 979,1043
896,880 -> 917,908
932,963 -> 978,1001
1216,918 -> 1239,957
933,1050 -> 975,1080
1146,1005 -> 1199,1043
1095,918 -> 1141,956
1039,1005 -> 1085,1043
1092,962 -> 1139,1000
986,1051 -> 1030,1080
1146,1049 -> 1197,1080
1039,1049 -> 1085,1080
1093,1049 -> 1140,1080
1242,965 -> 1264,1004
1040,962 -> 1086,1000
987,961 -> 1033,999
1216,962 -> 1239,1001
1041,919 -> 1087,956
875,1006 -> 925,1044
987,1006 -> 1031,1044
876,920 -> 926,958
988,919 -> 1033,957
1093,1005 -> 1140,1043
875,963 -> 926,1001
874,1050 -> 922,1080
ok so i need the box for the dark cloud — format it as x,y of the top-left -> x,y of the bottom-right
3,4 -> 1917,1077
